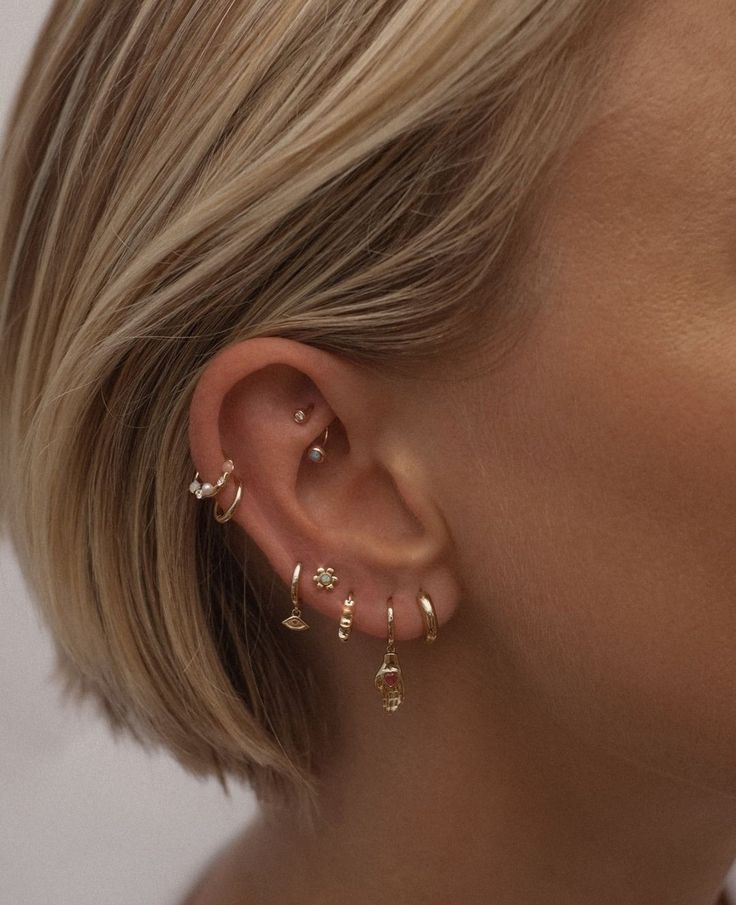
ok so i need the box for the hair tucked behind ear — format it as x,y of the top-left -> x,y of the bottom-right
0,0 -> 622,814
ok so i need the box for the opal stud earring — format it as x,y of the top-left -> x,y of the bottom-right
307,426 -> 329,464
313,565 -> 339,590
283,562 -> 309,631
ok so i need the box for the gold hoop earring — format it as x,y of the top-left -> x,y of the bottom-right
283,562 -> 310,631
374,601 -> 404,712
416,590 -> 438,642
213,480 -> 242,523
338,593 -> 355,641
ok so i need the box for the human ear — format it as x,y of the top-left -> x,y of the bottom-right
188,336 -> 460,640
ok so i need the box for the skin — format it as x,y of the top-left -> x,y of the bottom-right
186,1 -> 736,903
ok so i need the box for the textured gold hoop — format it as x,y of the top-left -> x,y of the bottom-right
416,590 -> 438,642
213,480 -> 242,523
338,593 -> 355,642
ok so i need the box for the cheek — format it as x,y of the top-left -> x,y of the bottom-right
442,231 -> 736,790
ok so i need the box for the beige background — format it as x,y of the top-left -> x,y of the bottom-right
1,3 -> 735,904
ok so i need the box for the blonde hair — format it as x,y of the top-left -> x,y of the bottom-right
0,0 -> 620,812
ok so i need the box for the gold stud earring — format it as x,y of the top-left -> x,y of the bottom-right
374,601 -> 404,712
416,590 -> 438,642
313,565 -> 339,590
307,426 -> 329,464
293,404 -> 314,424
283,562 -> 310,631
338,593 -> 355,641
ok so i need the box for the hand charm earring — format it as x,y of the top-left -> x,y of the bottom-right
283,562 -> 310,631
374,601 -> 404,712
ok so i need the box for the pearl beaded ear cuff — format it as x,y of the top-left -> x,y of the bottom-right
189,458 -> 234,498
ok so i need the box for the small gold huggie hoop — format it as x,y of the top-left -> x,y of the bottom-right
416,590 -> 438,642
338,593 -> 355,641
283,562 -> 310,631
213,480 -> 242,523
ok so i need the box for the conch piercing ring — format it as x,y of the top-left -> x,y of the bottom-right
338,593 -> 355,641
307,426 -> 329,464
283,561 -> 310,631
189,458 -> 234,499
313,565 -> 339,590
374,601 -> 404,712
416,590 -> 438,642
213,480 -> 242,523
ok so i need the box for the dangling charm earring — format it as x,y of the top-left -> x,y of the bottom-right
307,426 -> 329,464
283,562 -> 310,631
374,601 -> 404,712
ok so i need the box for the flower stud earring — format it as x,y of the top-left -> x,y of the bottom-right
313,565 -> 339,590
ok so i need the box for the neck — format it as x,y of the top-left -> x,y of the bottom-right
254,609 -> 736,905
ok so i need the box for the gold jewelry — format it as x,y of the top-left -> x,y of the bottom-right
307,426 -> 329,464
374,601 -> 404,712
338,593 -> 355,641
283,562 -> 309,631
416,589 -> 438,642
313,565 -> 339,590
293,404 -> 314,424
189,458 -> 234,499
213,480 -> 243,523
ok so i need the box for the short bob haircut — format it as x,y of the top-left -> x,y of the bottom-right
0,0 -> 621,814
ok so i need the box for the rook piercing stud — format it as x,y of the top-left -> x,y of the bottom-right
293,404 -> 314,424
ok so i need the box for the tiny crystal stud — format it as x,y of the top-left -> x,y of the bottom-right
313,566 -> 339,591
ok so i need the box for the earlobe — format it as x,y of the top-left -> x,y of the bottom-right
188,335 -> 461,644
